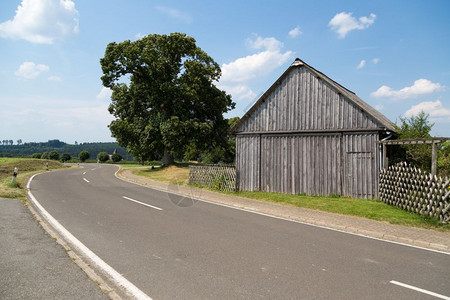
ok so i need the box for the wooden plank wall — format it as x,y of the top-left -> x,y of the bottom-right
236,135 -> 260,191
343,133 -> 379,198
236,67 -> 380,133
260,133 -> 342,195
236,132 -> 380,198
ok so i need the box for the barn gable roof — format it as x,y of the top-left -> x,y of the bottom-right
232,58 -> 397,134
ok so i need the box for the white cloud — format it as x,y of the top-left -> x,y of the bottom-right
217,84 -> 257,101
135,32 -> 146,39
218,35 -> 293,103
48,75 -> 61,81
0,0 -> 79,44
372,58 -> 380,64
404,100 -> 450,121
15,61 -> 49,79
375,104 -> 384,111
155,6 -> 192,23
357,60 -> 366,69
289,26 -> 302,38
329,12 -> 376,38
96,87 -> 113,100
371,79 -> 444,100
221,35 -> 293,83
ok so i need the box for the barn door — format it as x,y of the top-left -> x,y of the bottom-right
346,152 -> 375,198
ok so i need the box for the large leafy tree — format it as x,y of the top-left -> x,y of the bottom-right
100,33 -> 235,164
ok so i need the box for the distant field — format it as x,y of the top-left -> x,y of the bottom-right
0,158 -> 68,200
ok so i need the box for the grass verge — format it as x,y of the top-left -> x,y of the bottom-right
129,164 -> 449,231
0,158 -> 70,200
132,164 -> 189,185
230,191 -> 449,231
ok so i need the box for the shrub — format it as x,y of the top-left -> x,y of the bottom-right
41,152 -> 49,159
78,150 -> 90,162
48,150 -> 59,160
111,153 -> 122,162
60,153 -> 71,162
31,153 -> 42,159
97,152 -> 109,163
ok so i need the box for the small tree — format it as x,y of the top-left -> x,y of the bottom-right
396,111 -> 434,172
111,153 -> 122,162
438,141 -> 450,177
97,152 -> 109,163
41,152 -> 49,159
31,153 -> 42,159
61,153 -> 71,162
48,150 -> 60,160
79,150 -> 90,162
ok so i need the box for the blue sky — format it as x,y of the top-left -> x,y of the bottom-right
0,0 -> 449,144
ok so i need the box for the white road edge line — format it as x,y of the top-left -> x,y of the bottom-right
390,280 -> 450,299
27,174 -> 153,300
122,196 -> 163,211
114,166 -> 450,256
83,178 -> 89,183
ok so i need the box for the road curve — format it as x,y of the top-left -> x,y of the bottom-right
29,164 -> 450,299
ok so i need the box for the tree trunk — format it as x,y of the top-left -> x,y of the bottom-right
162,148 -> 174,166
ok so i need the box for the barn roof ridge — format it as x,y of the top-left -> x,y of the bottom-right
231,58 -> 397,134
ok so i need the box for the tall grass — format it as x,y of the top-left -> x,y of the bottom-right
0,158 -> 68,200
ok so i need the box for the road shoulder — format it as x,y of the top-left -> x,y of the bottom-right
0,197 -> 110,299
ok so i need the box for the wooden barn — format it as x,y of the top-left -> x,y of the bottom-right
232,58 -> 396,199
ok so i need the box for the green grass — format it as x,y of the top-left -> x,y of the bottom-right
230,191 -> 450,231
0,158 -> 69,200
132,164 -> 189,185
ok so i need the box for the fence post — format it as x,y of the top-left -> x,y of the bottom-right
382,143 -> 388,170
431,141 -> 437,176
12,167 -> 18,183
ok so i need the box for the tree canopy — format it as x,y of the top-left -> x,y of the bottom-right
395,111 -> 434,172
78,150 -> 90,162
100,33 -> 235,164
398,111 -> 433,139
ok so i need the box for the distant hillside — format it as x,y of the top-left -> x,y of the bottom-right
0,139 -> 133,160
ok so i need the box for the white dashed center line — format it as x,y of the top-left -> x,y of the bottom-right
83,178 -> 90,183
390,280 -> 450,299
122,196 -> 163,211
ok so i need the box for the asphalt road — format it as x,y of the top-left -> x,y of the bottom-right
29,164 -> 450,299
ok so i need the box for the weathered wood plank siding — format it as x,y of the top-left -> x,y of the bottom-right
236,135 -> 260,191
236,68 -> 380,133
260,134 -> 342,195
237,132 -> 379,197
343,133 -> 379,198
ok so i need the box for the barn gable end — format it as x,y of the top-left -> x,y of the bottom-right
233,58 -> 396,199
233,59 -> 395,134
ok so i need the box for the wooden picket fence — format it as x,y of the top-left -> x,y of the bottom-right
189,164 -> 236,192
379,161 -> 450,223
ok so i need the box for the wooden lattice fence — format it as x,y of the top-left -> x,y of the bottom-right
379,162 -> 450,223
189,165 -> 236,192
